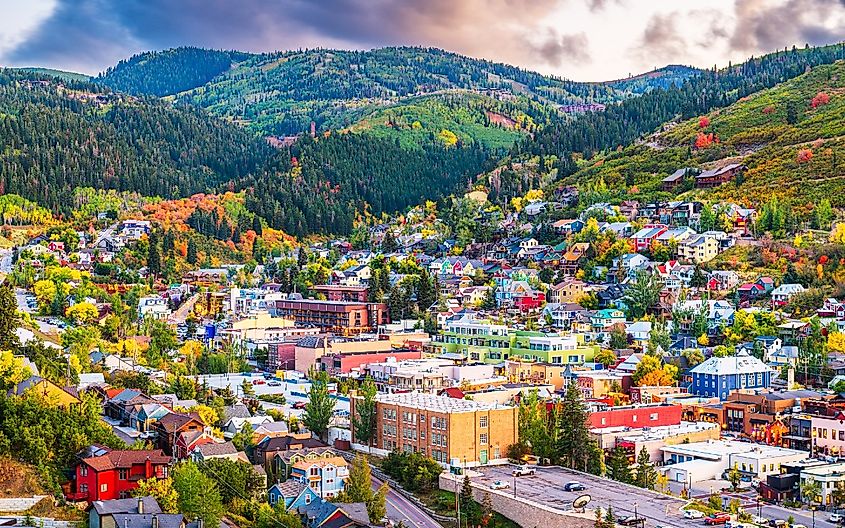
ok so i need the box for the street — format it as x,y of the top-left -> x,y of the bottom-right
373,476 -> 442,528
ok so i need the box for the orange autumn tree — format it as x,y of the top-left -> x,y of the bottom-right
811,92 -> 830,109
698,116 -> 710,128
797,149 -> 814,163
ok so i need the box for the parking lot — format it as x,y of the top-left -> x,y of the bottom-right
471,464 -> 690,527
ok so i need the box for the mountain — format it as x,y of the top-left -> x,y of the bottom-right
605,65 -> 700,94
98,46 -> 635,137
97,47 -> 251,97
559,59 -> 845,206
15,68 -> 91,83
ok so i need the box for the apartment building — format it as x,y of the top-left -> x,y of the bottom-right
271,298 -> 388,336
351,392 -> 517,467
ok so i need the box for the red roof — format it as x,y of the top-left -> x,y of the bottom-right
81,449 -> 170,472
440,387 -> 465,399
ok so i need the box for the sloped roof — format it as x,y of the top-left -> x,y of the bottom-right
81,449 -> 170,472
690,352 -> 771,376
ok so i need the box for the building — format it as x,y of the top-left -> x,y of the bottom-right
800,462 -> 845,506
772,284 -> 807,308
72,446 -> 170,502
547,278 -> 587,304
661,439 -> 806,484
8,376 -> 81,408
351,392 -> 517,467
587,403 -> 682,429
721,390 -> 817,442
272,299 -> 388,336
137,297 -> 171,321
811,411 -> 845,457
88,497 -> 162,528
591,421 -> 720,461
311,284 -> 368,302
255,434 -> 328,479
268,480 -> 319,510
290,455 -> 349,499
688,351 -> 772,400
695,163 -> 746,188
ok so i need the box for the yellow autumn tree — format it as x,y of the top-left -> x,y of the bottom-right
632,354 -> 678,386
0,350 -> 30,389
829,332 -> 845,354
66,302 -> 99,324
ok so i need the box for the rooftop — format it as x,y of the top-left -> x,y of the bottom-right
375,392 -> 513,413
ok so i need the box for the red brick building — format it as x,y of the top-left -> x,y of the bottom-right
318,349 -> 423,375
272,299 -> 388,336
588,403 -> 682,429
71,446 -> 169,502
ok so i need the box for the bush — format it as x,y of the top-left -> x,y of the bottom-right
381,451 -> 443,493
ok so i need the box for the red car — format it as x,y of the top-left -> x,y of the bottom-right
252,379 -> 265,385
293,401 -> 307,409
704,513 -> 731,525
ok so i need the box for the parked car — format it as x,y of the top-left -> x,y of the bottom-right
750,516 -> 767,526
617,516 -> 643,526
292,401 -> 307,409
705,513 -> 731,525
684,510 -> 705,519
490,480 -> 509,490
252,379 -> 265,385
268,381 -> 281,387
830,514 -> 844,523
564,481 -> 586,492
792,524 -> 807,528
512,465 -> 535,477
768,520 -> 787,528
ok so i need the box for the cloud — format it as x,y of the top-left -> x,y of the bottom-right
531,30 -> 591,66
587,0 -> 624,12
3,0 -> 575,74
728,0 -> 845,53
633,12 -> 689,65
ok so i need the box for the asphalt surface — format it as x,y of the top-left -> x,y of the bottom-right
473,464 -> 689,527
372,475 -> 442,528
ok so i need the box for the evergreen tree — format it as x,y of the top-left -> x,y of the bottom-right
147,230 -> 162,278
0,284 -> 21,350
381,231 -> 399,253
352,378 -> 378,448
368,268 -> 383,302
415,269 -> 437,312
459,475 -> 480,526
481,491 -> 494,527
338,453 -> 374,504
558,381 -> 595,471
606,447 -> 633,484
634,446 -> 657,490
690,265 -> 707,288
185,238 -> 197,265
623,270 -> 663,320
297,246 -> 307,270
303,370 -> 335,441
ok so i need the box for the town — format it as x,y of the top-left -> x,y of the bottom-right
1,181 -> 844,528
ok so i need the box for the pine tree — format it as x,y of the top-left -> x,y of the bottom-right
606,447 -> 633,484
381,231 -> 399,253
297,246 -> 307,270
634,446 -> 657,490
415,269 -> 437,312
481,491 -> 494,527
558,381 -> 594,471
147,230 -> 162,278
459,475 -> 480,526
0,284 -> 21,350
338,454 -> 374,504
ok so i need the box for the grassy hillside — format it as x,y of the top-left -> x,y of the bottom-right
561,60 -> 845,206
15,68 -> 90,83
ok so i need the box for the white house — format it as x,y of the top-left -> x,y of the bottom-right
772,284 -> 806,308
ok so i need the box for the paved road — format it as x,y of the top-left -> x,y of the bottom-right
689,488 -> 837,528
372,475 -> 441,528
473,464 -> 688,527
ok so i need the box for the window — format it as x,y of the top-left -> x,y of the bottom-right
79,484 -> 88,493
310,467 -> 319,476
119,469 -> 129,480
480,416 -> 488,428
80,466 -> 88,477
100,484 -> 108,493
632,415 -> 638,423
650,413 -> 658,421
480,433 -> 488,445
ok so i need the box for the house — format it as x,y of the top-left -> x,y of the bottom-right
552,218 -> 584,236
541,303 -> 587,330
8,376 -> 81,409
128,404 -> 171,433
547,278 -> 586,304
290,456 -> 349,499
299,499 -> 370,528
695,163 -> 746,188
708,270 -> 740,291
631,224 -> 668,252
72,446 -> 170,502
152,413 -> 206,458
191,441 -> 248,463
88,497 -> 162,528
268,480 -> 319,510
137,297 -> 171,321
771,284 -> 806,308
560,242 -> 590,276
662,168 -> 689,191
677,234 -> 721,264
689,351 -> 772,400
524,201 -> 547,216
270,447 -> 339,481
255,435 -> 328,478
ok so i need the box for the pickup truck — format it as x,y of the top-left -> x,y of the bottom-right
511,465 -> 535,477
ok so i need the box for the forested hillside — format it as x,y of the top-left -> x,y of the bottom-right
520,43 -> 845,169
559,60 -> 845,207
97,47 -> 251,96
605,65 -> 700,94
0,69 -> 271,213
100,47 -> 633,135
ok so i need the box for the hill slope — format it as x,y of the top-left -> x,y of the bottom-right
558,59 -> 845,206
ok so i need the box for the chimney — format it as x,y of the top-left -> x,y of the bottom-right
138,497 -> 144,514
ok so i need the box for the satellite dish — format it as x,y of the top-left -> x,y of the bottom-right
572,494 -> 592,511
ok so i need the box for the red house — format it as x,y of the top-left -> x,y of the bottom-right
71,446 -> 170,502
513,290 -> 546,312
587,403 -> 682,429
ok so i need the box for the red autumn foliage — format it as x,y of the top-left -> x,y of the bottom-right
698,116 -> 710,128
694,132 -> 717,149
811,92 -> 830,109
291,156 -> 299,166
762,105 -> 775,115
819,255 -> 829,265
797,149 -> 813,163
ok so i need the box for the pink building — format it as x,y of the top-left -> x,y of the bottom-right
812,412 -> 845,457
319,350 -> 422,375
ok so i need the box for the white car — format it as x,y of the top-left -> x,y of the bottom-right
830,514 -> 844,523
490,480 -> 510,490
512,465 -> 536,477
683,510 -> 705,519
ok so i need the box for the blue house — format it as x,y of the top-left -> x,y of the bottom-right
689,351 -> 772,400
268,480 -> 319,510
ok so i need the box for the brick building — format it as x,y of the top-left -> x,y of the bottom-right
351,392 -> 517,467
272,299 -> 388,336
587,403 -> 682,429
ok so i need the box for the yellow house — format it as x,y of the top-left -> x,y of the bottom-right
10,376 -> 81,409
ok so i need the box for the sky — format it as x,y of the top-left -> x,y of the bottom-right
1,0 -> 844,81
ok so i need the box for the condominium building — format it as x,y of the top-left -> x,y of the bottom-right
271,298 -> 388,336
350,392 -> 517,467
